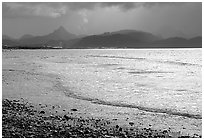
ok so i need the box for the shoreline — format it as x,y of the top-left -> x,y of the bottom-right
2,50 -> 202,138
56,79 -> 201,119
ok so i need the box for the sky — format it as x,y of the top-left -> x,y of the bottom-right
2,2 -> 202,39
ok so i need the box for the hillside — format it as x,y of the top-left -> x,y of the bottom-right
2,27 -> 202,49
19,26 -> 77,45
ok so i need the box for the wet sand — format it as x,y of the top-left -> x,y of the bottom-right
2,50 -> 202,138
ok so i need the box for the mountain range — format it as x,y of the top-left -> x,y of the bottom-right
2,26 -> 202,49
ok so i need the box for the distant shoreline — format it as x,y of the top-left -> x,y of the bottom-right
2,46 -> 202,50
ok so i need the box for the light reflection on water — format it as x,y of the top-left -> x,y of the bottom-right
31,49 -> 201,117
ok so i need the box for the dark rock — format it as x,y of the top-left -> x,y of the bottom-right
84,129 -> 91,134
180,135 -> 190,138
193,133 -> 200,138
129,122 -> 134,126
64,115 -> 71,120
130,128 -> 134,131
39,110 -> 45,114
71,109 -> 77,111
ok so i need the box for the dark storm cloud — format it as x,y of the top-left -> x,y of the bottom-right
100,2 -> 136,11
69,2 -> 186,11
3,2 -> 201,39
2,2 -> 187,18
67,2 -> 186,11
2,2 -> 67,18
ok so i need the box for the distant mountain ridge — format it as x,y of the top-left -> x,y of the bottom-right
3,35 -> 13,40
153,36 -> 202,46
112,30 -> 161,42
2,26 -> 202,49
20,34 -> 35,40
18,26 -> 77,45
71,30 -> 162,48
46,26 -> 77,40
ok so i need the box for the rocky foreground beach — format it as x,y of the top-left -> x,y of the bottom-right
2,50 -> 202,138
3,98 -> 201,138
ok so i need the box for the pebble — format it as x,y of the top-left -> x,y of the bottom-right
64,115 -> 71,120
163,130 -> 168,133
39,111 -> 45,114
130,128 -> 134,131
71,109 -> 77,111
30,112 -> 35,115
129,122 -> 134,126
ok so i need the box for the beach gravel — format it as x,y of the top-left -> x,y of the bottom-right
2,98 -> 200,138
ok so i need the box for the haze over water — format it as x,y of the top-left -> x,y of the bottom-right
35,49 -> 202,119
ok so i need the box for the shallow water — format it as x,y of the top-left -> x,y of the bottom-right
8,49 -> 202,118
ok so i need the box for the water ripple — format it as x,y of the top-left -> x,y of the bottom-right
87,55 -> 201,67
